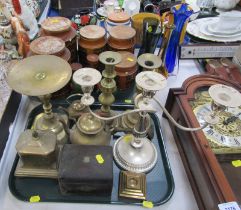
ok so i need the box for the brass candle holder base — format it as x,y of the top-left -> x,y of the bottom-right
32,112 -> 69,145
15,160 -> 58,179
15,129 -> 58,179
119,171 -> 146,200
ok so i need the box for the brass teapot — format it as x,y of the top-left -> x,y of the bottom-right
70,113 -> 111,145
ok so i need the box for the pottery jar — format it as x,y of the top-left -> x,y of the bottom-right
115,51 -> 137,90
78,25 -> 106,64
107,25 -> 136,53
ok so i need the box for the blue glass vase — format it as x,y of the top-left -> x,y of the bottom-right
164,4 -> 193,73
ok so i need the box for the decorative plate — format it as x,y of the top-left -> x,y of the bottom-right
187,17 -> 241,42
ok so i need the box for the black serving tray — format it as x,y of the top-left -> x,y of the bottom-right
8,103 -> 174,206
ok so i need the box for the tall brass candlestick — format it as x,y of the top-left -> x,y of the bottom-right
98,51 -> 121,114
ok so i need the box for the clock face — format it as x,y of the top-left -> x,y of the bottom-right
190,88 -> 241,154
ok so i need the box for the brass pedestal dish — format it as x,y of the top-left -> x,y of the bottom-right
7,55 -> 72,178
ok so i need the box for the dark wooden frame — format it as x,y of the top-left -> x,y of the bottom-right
165,75 -> 241,210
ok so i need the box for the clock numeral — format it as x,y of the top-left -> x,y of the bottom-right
207,129 -> 214,135
234,138 -> 241,146
220,136 -> 225,143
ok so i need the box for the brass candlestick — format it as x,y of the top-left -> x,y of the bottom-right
32,94 -> 69,145
98,51 -> 121,115
137,53 -> 162,72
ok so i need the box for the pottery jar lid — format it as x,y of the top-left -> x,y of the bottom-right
39,27 -> 76,42
79,25 -> 106,40
115,51 -> 137,70
108,12 -> 130,23
109,25 -> 136,40
41,17 -> 72,34
77,113 -> 104,134
15,130 -> 56,155
30,36 -> 65,55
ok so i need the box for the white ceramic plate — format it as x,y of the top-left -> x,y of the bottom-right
208,20 -> 241,35
187,17 -> 241,42
200,23 -> 241,38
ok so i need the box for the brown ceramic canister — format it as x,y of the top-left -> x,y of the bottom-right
79,25 -> 106,64
40,17 -> 77,62
30,36 -> 65,56
79,25 -> 106,50
107,12 -> 130,23
115,51 -> 137,90
108,25 -> 136,53
41,17 -> 72,34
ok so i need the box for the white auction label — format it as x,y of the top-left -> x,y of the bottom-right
218,202 -> 241,210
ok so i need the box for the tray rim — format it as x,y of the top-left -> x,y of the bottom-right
8,102 -> 174,206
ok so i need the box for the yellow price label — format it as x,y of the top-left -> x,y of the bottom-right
123,134 -> 133,143
127,57 -> 134,62
232,160 -> 241,167
124,99 -> 132,104
96,154 -> 104,164
148,26 -> 152,33
29,195 -> 40,203
51,19 -> 59,23
142,201 -> 153,208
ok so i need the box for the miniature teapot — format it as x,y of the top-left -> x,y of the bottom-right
70,113 -> 111,145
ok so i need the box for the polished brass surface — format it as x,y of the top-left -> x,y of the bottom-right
119,171 -> 146,200
15,129 -> 58,178
15,159 -> 58,179
70,113 -> 111,145
98,51 -> 121,114
138,53 -> 162,72
7,55 -> 72,96
32,112 -> 68,144
32,94 -> 69,144
78,113 -> 104,134
16,130 -> 56,156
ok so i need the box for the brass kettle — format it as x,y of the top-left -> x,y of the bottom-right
70,113 -> 111,145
